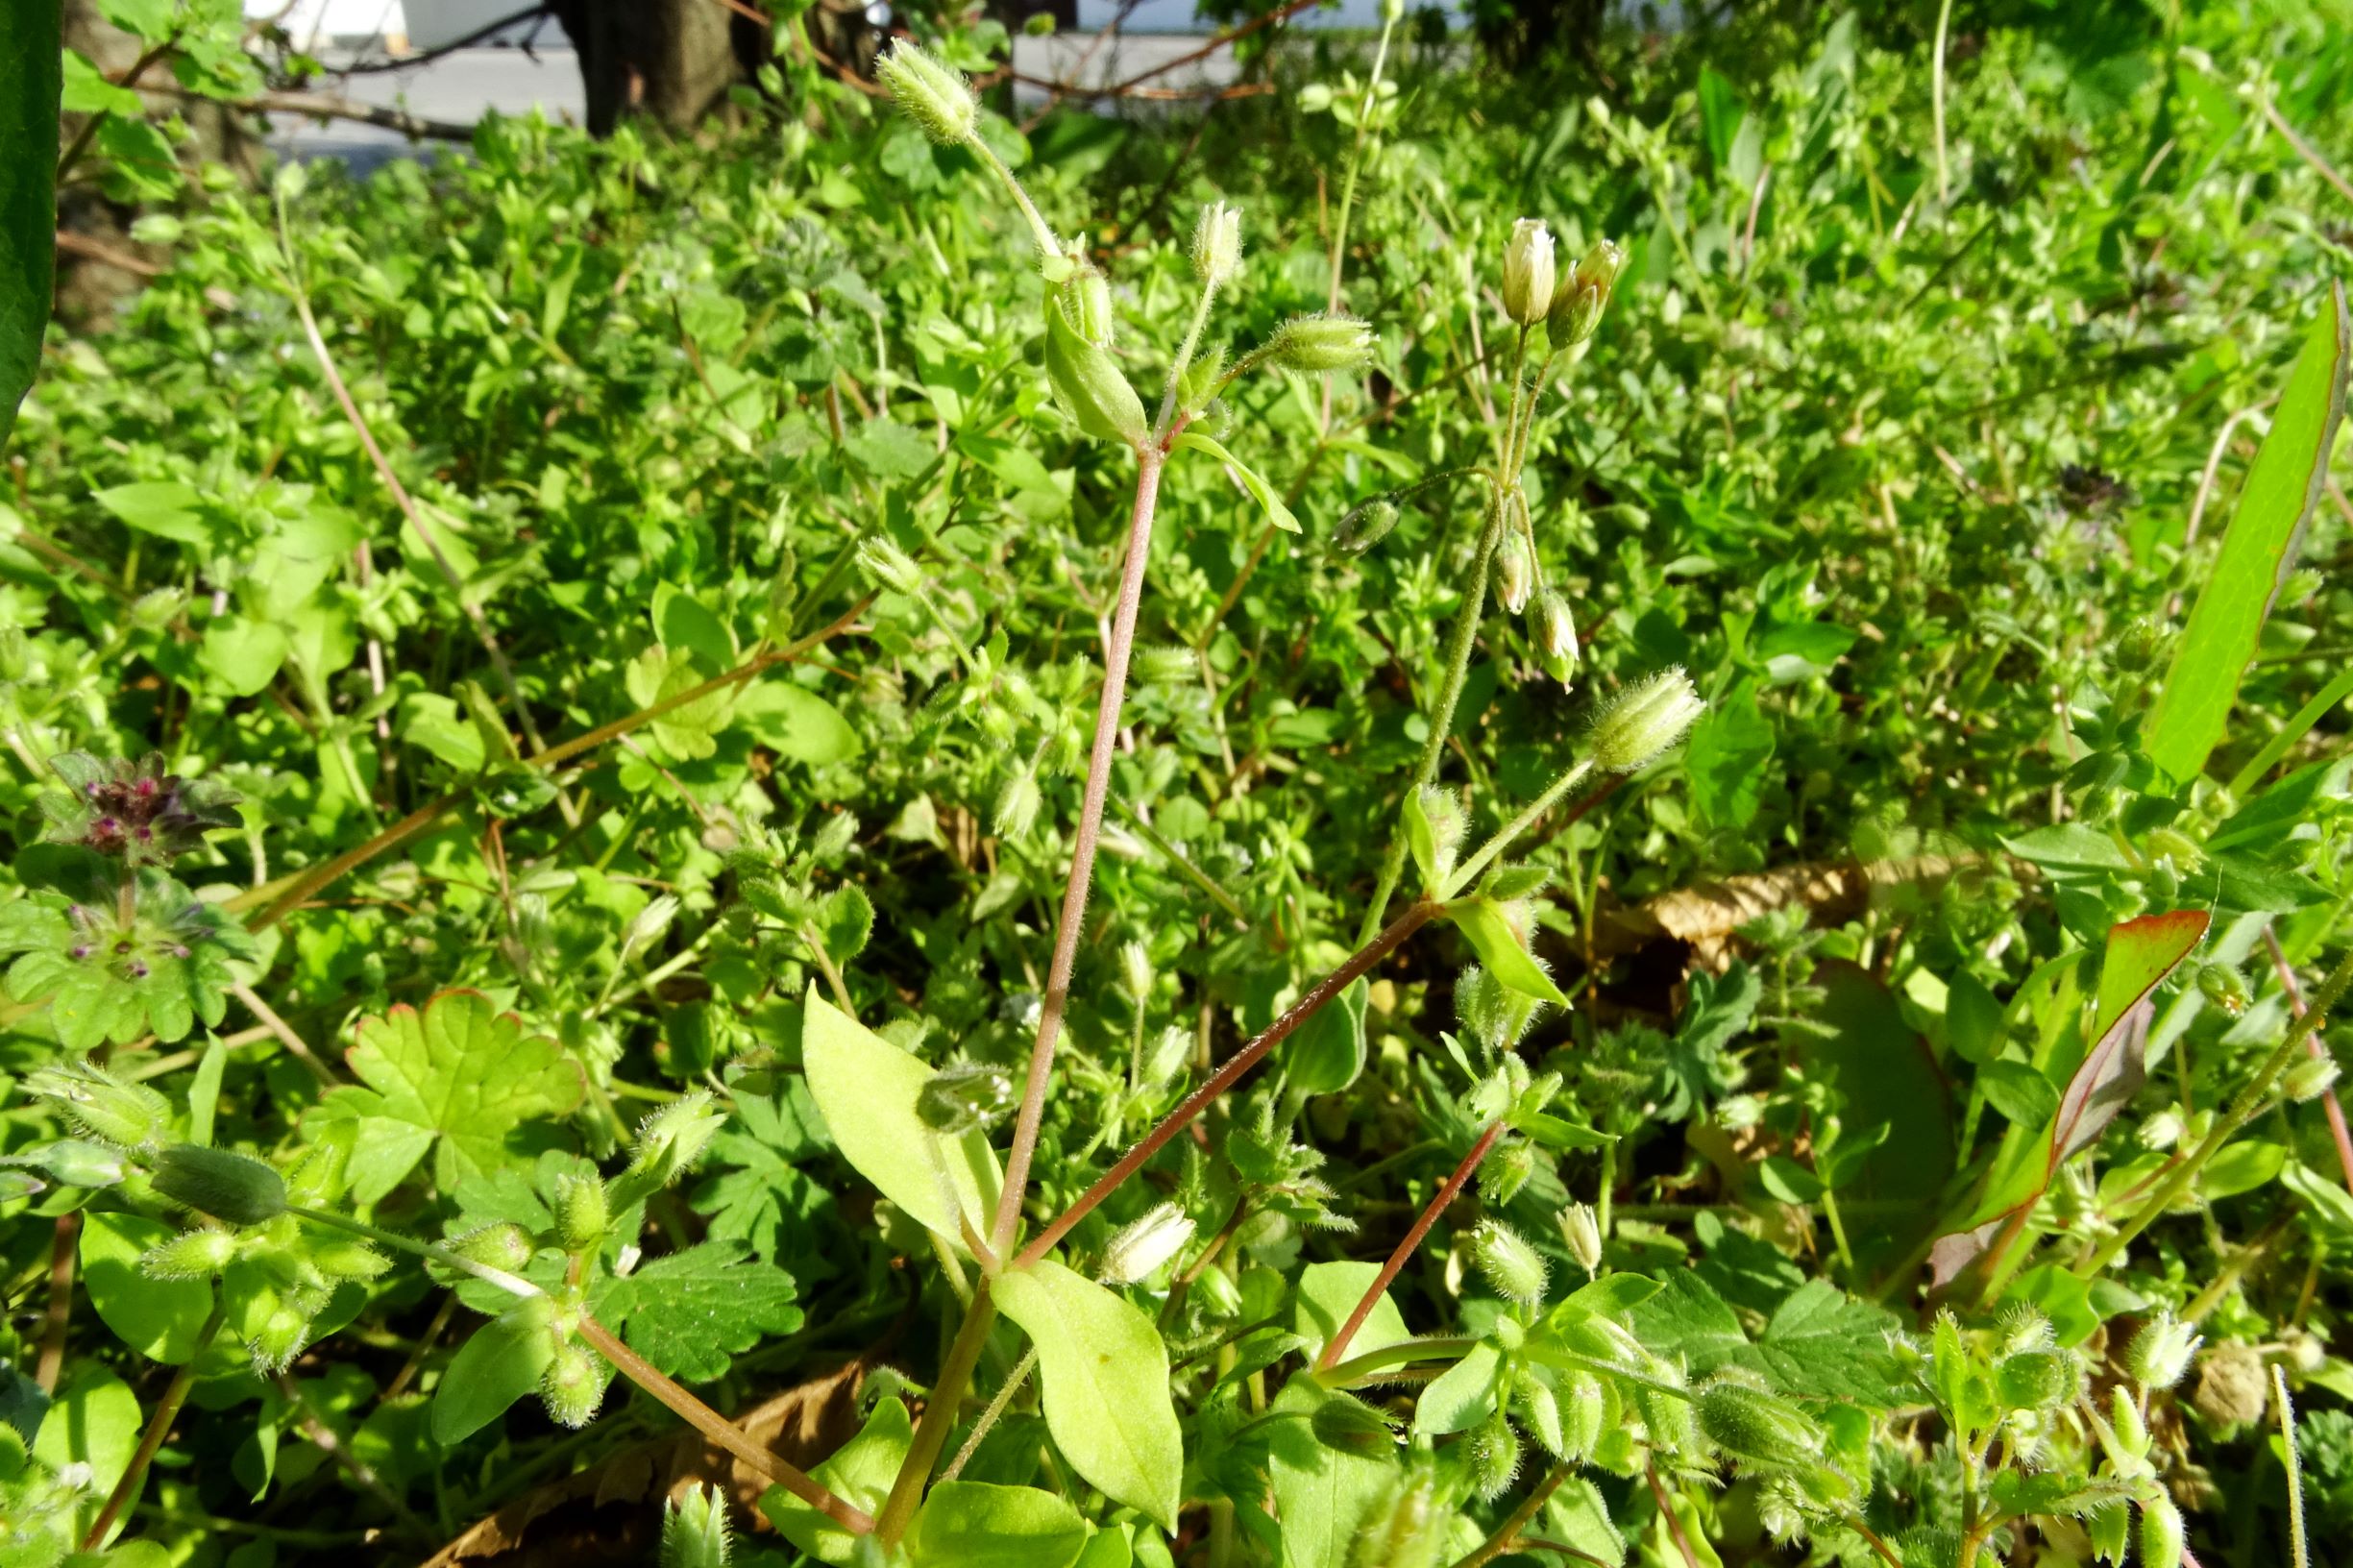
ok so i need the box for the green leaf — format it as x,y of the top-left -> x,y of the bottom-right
907,1481 -> 1090,1568
1287,975 -> 1367,1096
61,48 -> 140,116
1042,300 -> 1147,448
429,1305 -> 555,1446
1412,1338 -> 1503,1434
739,682 -> 862,765
799,989 -> 1000,1252
2147,283 -> 2352,783
762,1396 -> 911,1564
1447,898 -> 1566,1006
0,0 -> 58,448
1173,431 -> 1300,534
80,1213 -> 212,1364
199,620 -> 291,698
1292,1260 -> 1411,1364
1683,680 -> 1775,830
993,1258 -> 1184,1531
588,1241 -> 802,1382
1266,1377 -> 1397,1568
32,1363 -> 139,1544
312,990 -> 586,1205
93,481 -> 212,547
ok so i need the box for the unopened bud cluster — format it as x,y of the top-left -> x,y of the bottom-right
38,750 -> 239,868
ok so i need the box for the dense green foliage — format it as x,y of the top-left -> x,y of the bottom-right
4,2 -> 2353,1565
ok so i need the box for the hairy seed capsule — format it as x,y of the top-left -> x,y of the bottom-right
552,1172 -> 610,1253
2111,1386 -> 2150,1461
250,1305 -> 309,1372
1562,1370 -> 1605,1460
151,1144 -> 286,1226
1534,589 -> 1579,667
1471,1219 -> 1547,1307
2127,1313 -> 2202,1390
1695,1377 -> 1825,1466
541,1340 -> 605,1429
142,1228 -> 239,1279
1136,645 -> 1198,687
1996,1349 -> 2076,1411
1481,1140 -> 1535,1207
453,1222 -> 537,1274
1500,219 -> 1556,328
1589,667 -> 1706,772
1457,967 -> 1542,1053
1464,1415 -> 1523,1499
1515,1369 -> 1565,1456
874,42 -> 977,144
1262,313 -> 1377,374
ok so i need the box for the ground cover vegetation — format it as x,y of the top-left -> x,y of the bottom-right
2,1 -> 2353,1564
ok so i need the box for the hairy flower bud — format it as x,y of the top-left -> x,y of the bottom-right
1496,531 -> 1533,615
1262,314 -> 1376,374
142,1227 -> 240,1279
993,768 -> 1042,841
1481,1140 -> 1535,1206
25,1060 -> 172,1151
1351,1470 -> 1444,1568
1464,1414 -> 1523,1499
1311,1393 -> 1398,1458
1997,1349 -> 2077,1411
855,537 -> 925,598
1136,645 -> 1198,687
2196,962 -> 2249,1017
917,1061 -> 1015,1136
2127,1313 -> 2201,1390
250,1305 -> 310,1372
1192,200 -> 1242,287
2111,1385 -> 2150,1461
662,1483 -> 732,1568
875,42 -> 977,144
1549,238 -> 1623,345
1533,590 -> 1580,669
542,1339 -> 605,1428
1471,1219 -> 1547,1307
1066,266 -> 1117,350
2285,1051 -> 2341,1103
1334,495 -> 1403,556
552,1171 -> 610,1253
1044,284 -> 1149,447
1556,1202 -> 1603,1277
2140,1494 -> 2184,1568
1100,1202 -> 1193,1285
1589,667 -> 1705,772
1500,219 -> 1556,328
453,1222 -> 537,1274
151,1144 -> 286,1227
1562,1370 -> 1606,1460
1695,1375 -> 1825,1468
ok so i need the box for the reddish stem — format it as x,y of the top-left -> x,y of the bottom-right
1017,899 -> 1435,1270
1315,1117 -> 1506,1373
2265,926 -> 2353,1191
993,449 -> 1168,1257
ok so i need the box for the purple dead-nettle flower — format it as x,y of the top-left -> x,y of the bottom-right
37,751 -> 240,868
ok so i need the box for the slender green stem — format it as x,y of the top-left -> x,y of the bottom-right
1452,1458 -> 1576,1568
1157,278 -> 1222,438
84,1302 -> 225,1550
1932,0 -> 1956,207
1323,13 -> 1401,321
877,1284 -> 999,1545
287,1203 -> 540,1298
2077,945 -> 2353,1277
942,1343 -> 1038,1483
2280,1363 -> 2310,1568
1316,1335 -> 1479,1386
1357,490 -> 1507,943
967,136 -> 1062,260
1445,759 -> 1596,896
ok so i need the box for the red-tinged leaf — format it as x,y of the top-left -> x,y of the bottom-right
2089,910 -> 2211,1046
2047,1001 -> 2151,1168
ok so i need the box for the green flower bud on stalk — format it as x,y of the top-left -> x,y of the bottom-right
1194,1262 -> 1242,1318
542,1338 -> 606,1428
1100,1202 -> 1193,1285
1043,287 -> 1149,448
1515,1369 -> 1565,1456
1457,966 -> 1542,1053
1556,1202 -> 1603,1277
1066,266 -> 1117,349
2196,962 -> 2249,1017
1136,645 -> 1198,687
662,1483 -> 733,1568
1471,1219 -> 1547,1307
1350,1470 -> 1444,1568
1418,785 -> 1467,869
1262,313 -> 1377,374
1334,495 -> 1403,556
875,41 -> 977,145
1311,1394 -> 1399,1458
453,1222 -> 537,1274
1548,238 -> 1624,345
2285,1051 -> 2341,1103
1638,1378 -> 1700,1458
1481,1140 -> 1535,1206
251,1305 -> 310,1372
142,1227 -> 240,1279
1496,531 -> 1533,615
25,1060 -> 173,1151
993,768 -> 1042,841
627,1090 -> 726,1191
2111,1386 -> 2150,1462
1500,219 -> 1556,328
309,1235 -> 390,1282
2140,1494 -> 2185,1568
1589,667 -> 1706,772
2127,1313 -> 2202,1390
1464,1413 -> 1523,1499
916,1060 -> 1016,1134
1695,1376 -> 1825,1467
1192,200 -> 1242,287
1119,940 -> 1154,1002
151,1143 -> 287,1226
552,1171 -> 610,1253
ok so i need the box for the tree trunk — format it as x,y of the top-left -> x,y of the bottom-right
546,0 -> 748,136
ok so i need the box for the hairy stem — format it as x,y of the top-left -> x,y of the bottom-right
84,1301 -> 224,1550
1452,1458 -> 1575,1568
1445,758 -> 1597,896
876,1282 -> 1000,1545
942,1344 -> 1038,1482
1317,1118 -> 1506,1372
1017,899 -> 1436,1268
993,450 -> 1168,1257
